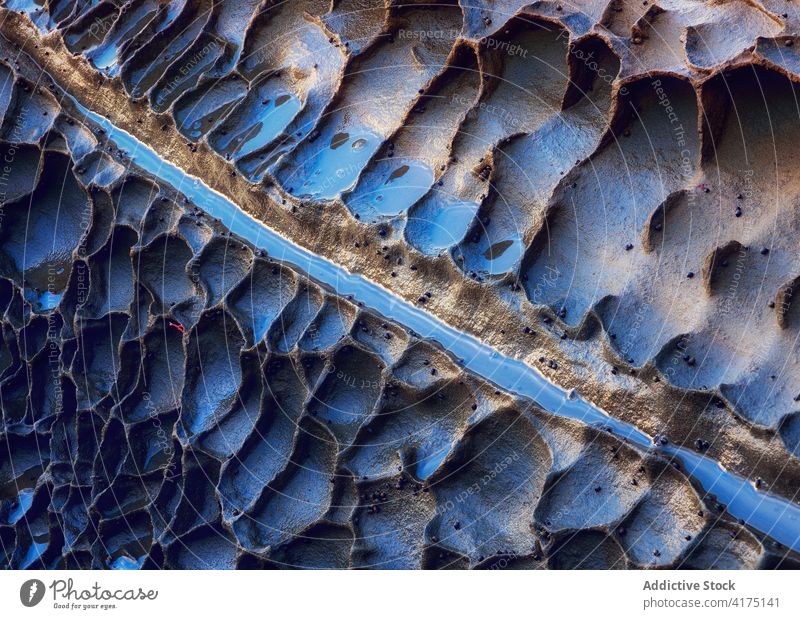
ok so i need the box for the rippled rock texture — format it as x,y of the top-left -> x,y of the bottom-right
1,0 -> 800,568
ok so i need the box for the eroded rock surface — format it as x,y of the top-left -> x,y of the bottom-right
1,0 -> 800,568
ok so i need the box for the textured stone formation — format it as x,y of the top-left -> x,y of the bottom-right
1,0 -> 799,568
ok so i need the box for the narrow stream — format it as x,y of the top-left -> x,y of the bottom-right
69,97 -> 800,553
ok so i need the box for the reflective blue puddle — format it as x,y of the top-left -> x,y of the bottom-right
231,93 -> 301,160
416,445 -> 449,480
479,235 -> 524,275
175,81 -> 247,142
91,44 -> 121,76
348,159 -> 434,220
24,287 -> 63,312
407,195 -> 478,255
22,262 -> 68,312
294,129 -> 381,200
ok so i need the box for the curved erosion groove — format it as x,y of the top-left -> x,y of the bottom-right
71,96 -> 800,553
